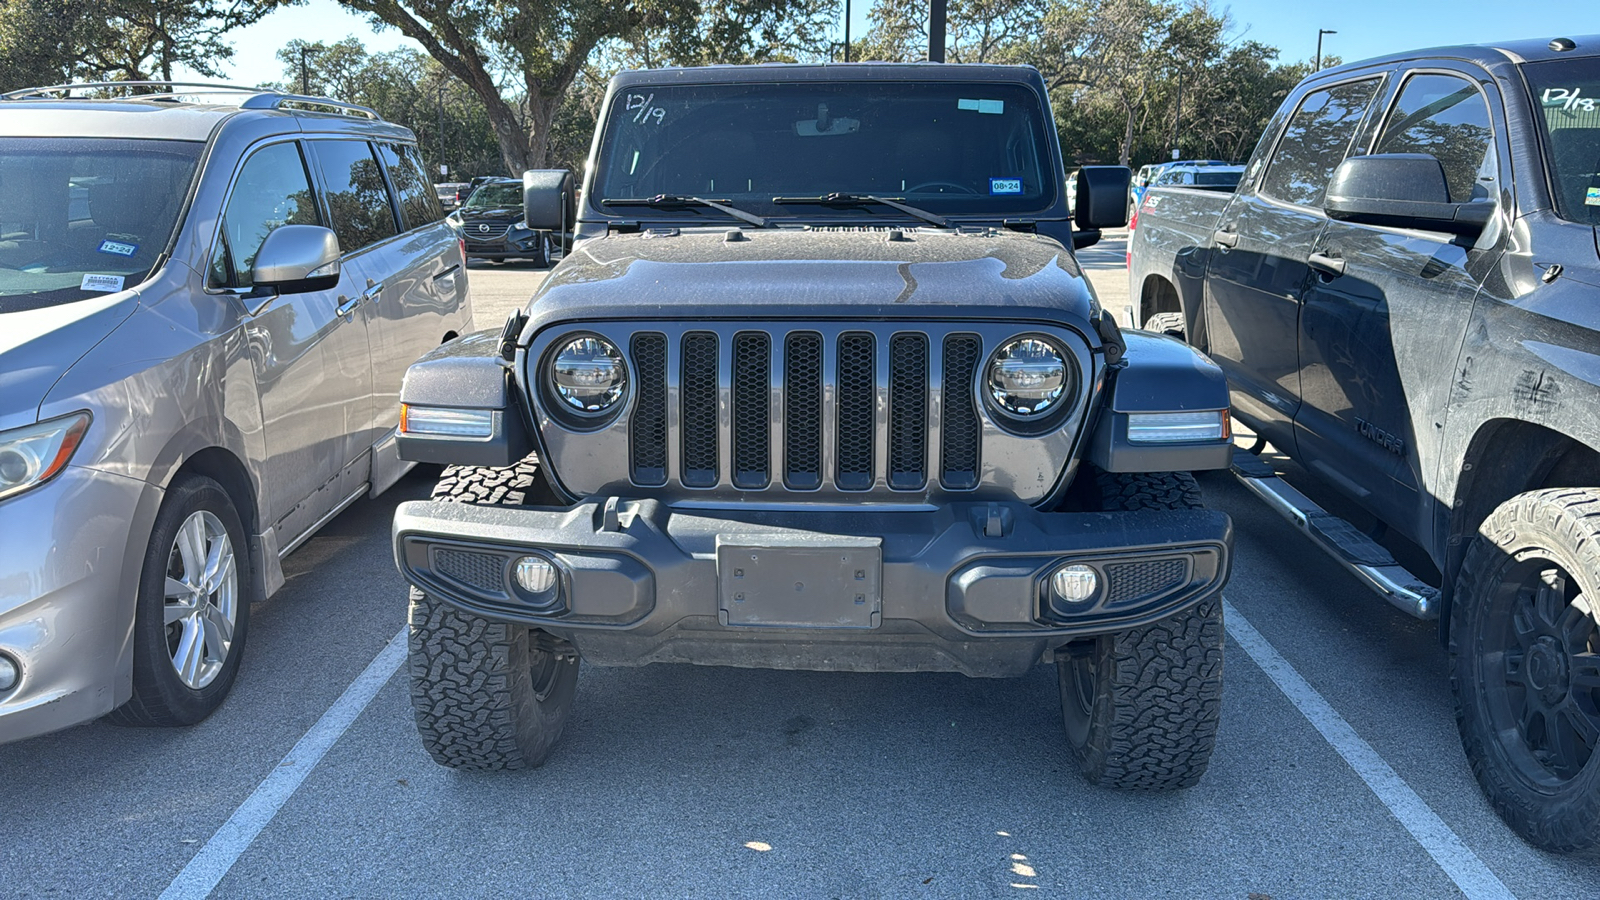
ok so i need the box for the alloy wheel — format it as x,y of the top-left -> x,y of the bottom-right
162,510 -> 239,690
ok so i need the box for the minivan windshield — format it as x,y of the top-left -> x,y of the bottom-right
463,183 -> 522,210
591,80 -> 1057,221
1523,57 -> 1600,226
0,137 -> 202,313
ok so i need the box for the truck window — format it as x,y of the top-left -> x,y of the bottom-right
1259,79 -> 1381,208
1522,56 -> 1600,226
1373,74 -> 1495,203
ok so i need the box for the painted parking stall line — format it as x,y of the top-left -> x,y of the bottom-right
159,627 -> 409,900
1222,600 -> 1516,900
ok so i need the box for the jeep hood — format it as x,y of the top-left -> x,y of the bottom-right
0,292 -> 137,431
526,228 -> 1100,332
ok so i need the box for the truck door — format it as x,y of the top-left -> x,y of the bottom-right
1295,70 -> 1506,543
1203,77 -> 1384,450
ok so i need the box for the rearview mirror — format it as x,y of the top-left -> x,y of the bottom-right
1325,154 -> 1492,235
523,169 -> 575,234
252,225 -> 341,294
1074,166 -> 1133,230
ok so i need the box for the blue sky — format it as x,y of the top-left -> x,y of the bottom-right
190,0 -> 1599,88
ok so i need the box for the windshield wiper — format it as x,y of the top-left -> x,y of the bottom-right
601,194 -> 768,228
772,193 -> 950,228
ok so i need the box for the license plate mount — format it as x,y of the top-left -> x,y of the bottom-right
716,535 -> 883,629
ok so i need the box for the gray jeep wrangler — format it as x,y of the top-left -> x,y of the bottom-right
391,64 -> 1237,787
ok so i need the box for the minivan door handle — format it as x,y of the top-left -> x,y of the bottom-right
336,295 -> 360,317
1213,229 -> 1239,248
1308,251 -> 1347,278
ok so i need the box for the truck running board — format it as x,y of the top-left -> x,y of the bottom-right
1230,448 -> 1440,620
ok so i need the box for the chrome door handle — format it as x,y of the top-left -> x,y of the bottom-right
1308,252 -> 1346,278
362,283 -> 384,302
1212,229 -> 1239,248
336,295 -> 360,316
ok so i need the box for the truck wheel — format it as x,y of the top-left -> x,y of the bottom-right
1056,469 -> 1223,789
1452,489 -> 1600,853
407,459 -> 579,770
112,474 -> 251,727
1142,311 -> 1186,340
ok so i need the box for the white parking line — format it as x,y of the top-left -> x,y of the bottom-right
1223,600 -> 1516,900
158,626 -> 409,900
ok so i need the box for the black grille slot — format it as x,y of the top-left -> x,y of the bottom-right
680,332 -> 719,487
941,334 -> 982,489
888,333 -> 929,490
836,332 -> 876,491
1103,559 -> 1189,607
784,333 -> 823,489
732,332 -> 771,488
630,333 -> 668,485
434,548 -> 506,594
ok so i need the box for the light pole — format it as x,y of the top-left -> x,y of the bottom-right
1315,29 -> 1337,71
929,0 -> 947,62
843,0 -> 851,62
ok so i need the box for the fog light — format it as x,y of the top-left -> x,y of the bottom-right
1050,564 -> 1099,605
0,654 -> 18,692
514,556 -> 557,594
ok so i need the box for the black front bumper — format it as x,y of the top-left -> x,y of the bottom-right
393,499 -> 1231,677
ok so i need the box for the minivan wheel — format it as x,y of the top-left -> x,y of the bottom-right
1056,469 -> 1223,789
111,474 -> 250,727
1453,488 -> 1600,853
407,459 -> 579,770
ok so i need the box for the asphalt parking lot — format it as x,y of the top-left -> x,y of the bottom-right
3,242 -> 1598,899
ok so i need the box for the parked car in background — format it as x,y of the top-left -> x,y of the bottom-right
1149,162 -> 1244,190
0,82 -> 471,745
448,177 -> 553,266
435,181 -> 470,210
1129,159 -> 1229,213
1128,34 -> 1600,853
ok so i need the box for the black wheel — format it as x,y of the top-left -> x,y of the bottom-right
111,474 -> 251,727
1056,469 -> 1223,789
1142,311 -> 1186,340
1452,488 -> 1600,853
532,234 -> 552,269
407,458 -> 579,770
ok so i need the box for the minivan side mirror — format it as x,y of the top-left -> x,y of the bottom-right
252,225 -> 341,293
523,169 -> 575,234
1075,165 -> 1133,230
1325,153 -> 1492,235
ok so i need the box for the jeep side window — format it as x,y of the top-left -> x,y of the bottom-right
311,139 -> 399,254
209,141 -> 321,289
1259,78 -> 1381,207
376,142 -> 445,230
1373,73 -> 1495,203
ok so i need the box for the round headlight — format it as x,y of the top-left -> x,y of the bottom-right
551,335 -> 627,413
986,337 -> 1068,416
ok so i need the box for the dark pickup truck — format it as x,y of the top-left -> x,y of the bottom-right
1129,36 -> 1600,852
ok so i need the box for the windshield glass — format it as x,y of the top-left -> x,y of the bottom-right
1524,57 -> 1600,225
463,183 -> 522,210
591,80 -> 1057,220
0,137 -> 201,313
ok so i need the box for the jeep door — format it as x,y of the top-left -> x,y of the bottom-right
213,139 -> 375,547
1202,75 -> 1385,448
1295,68 -> 1507,544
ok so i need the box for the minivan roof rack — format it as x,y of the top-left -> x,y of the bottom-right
0,81 -> 383,120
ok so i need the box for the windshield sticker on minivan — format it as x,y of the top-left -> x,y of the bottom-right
958,98 -> 1004,115
990,178 -> 1023,195
80,274 -> 125,292
1587,187 -> 1600,206
97,239 -> 138,257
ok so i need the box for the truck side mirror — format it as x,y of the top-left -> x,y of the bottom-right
1075,165 -> 1133,230
523,169 -> 575,234
1325,154 -> 1491,235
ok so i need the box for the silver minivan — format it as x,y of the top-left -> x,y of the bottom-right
0,84 -> 471,742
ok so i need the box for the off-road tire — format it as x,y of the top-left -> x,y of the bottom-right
408,458 -> 579,770
1057,469 -> 1223,789
1142,311 -> 1186,340
1452,489 -> 1600,854
112,475 -> 251,727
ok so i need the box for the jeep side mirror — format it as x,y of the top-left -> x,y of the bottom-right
523,169 -> 575,235
252,224 -> 341,294
1074,165 -> 1133,230
1325,153 -> 1492,235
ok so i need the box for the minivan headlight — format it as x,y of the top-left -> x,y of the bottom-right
0,412 -> 92,502
550,335 -> 627,413
986,337 -> 1068,417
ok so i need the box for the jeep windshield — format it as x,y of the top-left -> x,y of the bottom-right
0,137 -> 202,313
463,183 -> 522,210
1524,57 -> 1600,226
590,80 -> 1058,222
